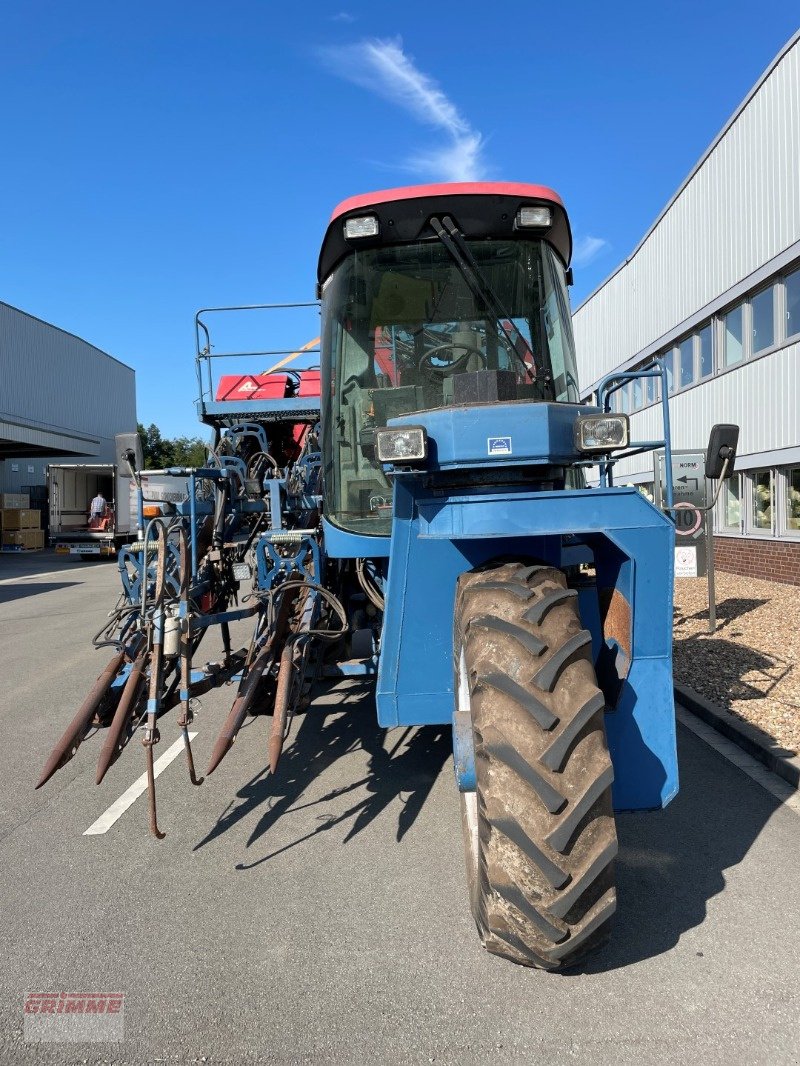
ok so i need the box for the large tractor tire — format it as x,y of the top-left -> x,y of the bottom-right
455,561 -> 617,970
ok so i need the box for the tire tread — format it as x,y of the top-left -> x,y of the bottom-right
456,561 -> 617,970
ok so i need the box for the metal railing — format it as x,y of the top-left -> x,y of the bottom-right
596,358 -> 674,509
194,302 -> 321,413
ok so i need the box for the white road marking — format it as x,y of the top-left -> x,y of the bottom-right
677,706 -> 800,815
83,733 -> 198,835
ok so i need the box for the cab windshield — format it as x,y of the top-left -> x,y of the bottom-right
321,237 -> 580,535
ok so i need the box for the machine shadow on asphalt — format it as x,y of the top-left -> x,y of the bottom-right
582,726 -> 785,973
192,677 -> 786,974
194,681 -> 452,865
0,580 -> 81,605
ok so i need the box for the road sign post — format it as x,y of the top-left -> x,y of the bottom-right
656,451 -> 708,579
655,448 -> 717,632
706,512 -> 717,634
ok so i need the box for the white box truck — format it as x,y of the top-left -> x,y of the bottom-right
48,433 -> 142,557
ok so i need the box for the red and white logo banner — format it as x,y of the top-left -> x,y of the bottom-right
24,992 -> 124,1042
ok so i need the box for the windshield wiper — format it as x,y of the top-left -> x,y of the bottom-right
429,215 -> 543,387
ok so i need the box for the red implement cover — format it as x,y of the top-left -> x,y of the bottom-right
296,370 -> 321,397
215,375 -> 290,402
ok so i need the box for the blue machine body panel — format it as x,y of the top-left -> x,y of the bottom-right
321,517 -> 391,559
374,404 -> 678,812
407,400 -> 595,469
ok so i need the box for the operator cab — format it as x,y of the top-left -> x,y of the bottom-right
317,182 -> 580,536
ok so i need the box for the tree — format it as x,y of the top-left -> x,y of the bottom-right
137,423 -> 208,469
171,436 -> 208,467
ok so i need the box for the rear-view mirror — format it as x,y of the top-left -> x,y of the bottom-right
705,423 -> 739,479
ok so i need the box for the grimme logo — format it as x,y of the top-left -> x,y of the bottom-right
24,992 -> 124,1042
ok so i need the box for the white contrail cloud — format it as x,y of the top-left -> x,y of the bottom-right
318,37 -> 487,181
572,235 -> 609,267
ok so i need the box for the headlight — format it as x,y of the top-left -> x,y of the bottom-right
375,426 -> 428,464
343,215 -> 380,240
574,414 -> 630,452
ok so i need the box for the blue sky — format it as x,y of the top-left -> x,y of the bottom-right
1,2 -> 797,437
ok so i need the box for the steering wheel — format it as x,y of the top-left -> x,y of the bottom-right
418,341 -> 487,377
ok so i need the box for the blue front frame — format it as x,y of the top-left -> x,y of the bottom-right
376,479 -> 677,811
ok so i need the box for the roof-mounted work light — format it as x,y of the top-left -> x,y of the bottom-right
515,205 -> 552,229
343,215 -> 380,240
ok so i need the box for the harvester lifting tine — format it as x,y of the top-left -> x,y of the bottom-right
142,529 -> 167,839
205,644 -> 272,775
176,530 -> 203,786
267,643 -> 294,776
206,582 -> 302,775
145,743 -> 165,840
95,648 -> 149,785
36,648 -> 127,790
267,583 -> 316,775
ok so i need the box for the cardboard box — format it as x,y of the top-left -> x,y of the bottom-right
0,493 -> 30,509
1,508 -> 41,530
2,529 -> 44,549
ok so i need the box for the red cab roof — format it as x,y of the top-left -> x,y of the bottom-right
319,181 -> 572,282
329,182 -> 565,223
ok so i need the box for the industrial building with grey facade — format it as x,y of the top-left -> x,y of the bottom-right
0,300 -> 137,538
573,30 -> 800,586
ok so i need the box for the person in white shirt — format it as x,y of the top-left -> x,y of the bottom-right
89,492 -> 107,519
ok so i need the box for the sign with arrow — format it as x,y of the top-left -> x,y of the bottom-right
668,452 -> 706,508
655,450 -> 708,578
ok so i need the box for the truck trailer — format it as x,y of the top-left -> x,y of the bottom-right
48,433 -> 142,556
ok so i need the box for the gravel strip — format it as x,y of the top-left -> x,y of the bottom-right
673,572 -> 800,754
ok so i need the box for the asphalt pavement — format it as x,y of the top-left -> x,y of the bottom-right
1,554 -> 799,1065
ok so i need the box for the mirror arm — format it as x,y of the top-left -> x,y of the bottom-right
699,454 -> 731,513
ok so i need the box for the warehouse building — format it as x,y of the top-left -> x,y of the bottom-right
0,300 -> 137,495
573,30 -> 800,586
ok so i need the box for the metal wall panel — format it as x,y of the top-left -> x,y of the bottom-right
0,303 -> 136,437
610,341 -> 800,482
573,35 -> 800,392
0,302 -> 137,491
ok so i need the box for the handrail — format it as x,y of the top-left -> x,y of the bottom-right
194,302 -> 321,413
596,358 -> 674,510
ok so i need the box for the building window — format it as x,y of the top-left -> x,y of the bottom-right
786,467 -> 800,535
724,304 -> 743,366
632,375 -> 643,409
645,373 -> 658,406
678,337 -> 694,388
697,323 -> 713,378
663,349 -> 675,392
786,267 -> 800,340
751,470 -> 774,532
720,475 -> 742,532
750,285 -> 774,354
718,467 -> 800,542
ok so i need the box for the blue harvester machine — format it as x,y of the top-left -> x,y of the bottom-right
38,182 -> 738,969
